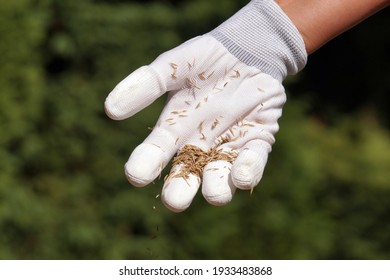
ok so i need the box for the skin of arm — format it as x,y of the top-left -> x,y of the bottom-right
275,0 -> 390,54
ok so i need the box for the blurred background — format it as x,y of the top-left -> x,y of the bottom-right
1,0 -> 389,259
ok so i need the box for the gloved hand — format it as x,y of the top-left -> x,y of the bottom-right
104,0 -> 307,212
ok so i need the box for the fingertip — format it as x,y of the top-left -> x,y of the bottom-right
202,161 -> 235,206
104,99 -> 125,121
162,172 -> 200,212
231,145 -> 269,190
231,164 -> 259,190
104,66 -> 166,120
124,143 -> 165,187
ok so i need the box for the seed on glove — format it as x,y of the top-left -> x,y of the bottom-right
168,144 -> 238,181
169,63 -> 178,69
185,77 -> 200,89
198,72 -> 207,80
171,109 -> 186,115
198,71 -> 214,80
211,118 -> 220,129
188,58 -> 197,69
170,63 -> 178,79
231,70 -> 240,78
198,121 -> 204,132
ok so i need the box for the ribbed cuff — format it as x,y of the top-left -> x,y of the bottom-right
209,0 -> 307,81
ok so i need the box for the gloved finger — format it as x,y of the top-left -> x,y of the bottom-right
104,65 -> 167,120
161,164 -> 201,213
215,76 -> 285,190
231,139 -> 271,190
202,160 -> 236,206
125,128 -> 177,187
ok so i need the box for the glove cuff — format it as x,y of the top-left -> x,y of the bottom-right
209,0 -> 307,81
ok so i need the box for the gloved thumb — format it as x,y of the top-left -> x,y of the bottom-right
104,65 -> 167,120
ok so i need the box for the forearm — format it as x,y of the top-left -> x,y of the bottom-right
275,0 -> 390,54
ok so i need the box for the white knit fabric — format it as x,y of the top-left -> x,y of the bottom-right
210,0 -> 307,81
105,0 -> 307,212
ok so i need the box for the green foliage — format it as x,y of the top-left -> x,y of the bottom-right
0,0 -> 389,260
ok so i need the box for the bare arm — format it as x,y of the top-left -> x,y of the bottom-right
275,0 -> 390,54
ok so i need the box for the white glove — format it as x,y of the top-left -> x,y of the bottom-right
104,0 -> 307,212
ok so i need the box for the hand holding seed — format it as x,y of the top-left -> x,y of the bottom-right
105,34 -> 286,212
